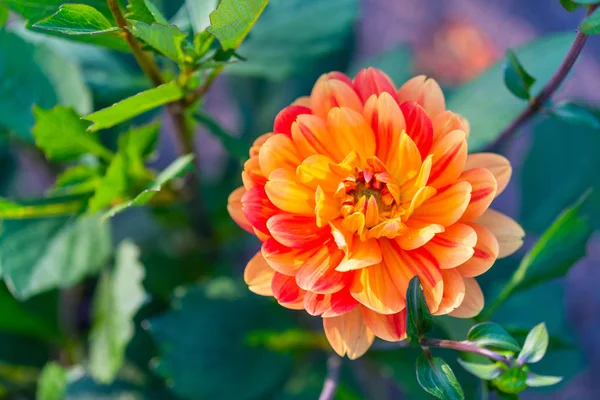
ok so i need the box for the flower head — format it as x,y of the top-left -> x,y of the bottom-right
228,68 -> 524,359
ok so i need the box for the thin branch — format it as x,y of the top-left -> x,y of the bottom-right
319,354 -> 343,400
420,338 -> 510,366
487,4 -> 599,151
185,65 -> 225,107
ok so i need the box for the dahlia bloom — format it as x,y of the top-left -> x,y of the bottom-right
228,69 -> 524,359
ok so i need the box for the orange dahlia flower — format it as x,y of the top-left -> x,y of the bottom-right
228,69 -> 524,359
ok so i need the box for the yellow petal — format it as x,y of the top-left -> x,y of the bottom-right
449,277 -> 484,318
323,307 -> 374,359
258,134 -> 301,177
464,153 -> 512,197
350,262 -> 405,314
244,252 -> 275,296
265,168 -> 315,215
475,209 -> 524,258
326,107 -> 376,166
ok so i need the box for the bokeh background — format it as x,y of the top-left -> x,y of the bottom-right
1,0 -> 599,399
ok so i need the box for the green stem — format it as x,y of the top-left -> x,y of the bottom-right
420,338 -> 510,366
185,65 -> 225,106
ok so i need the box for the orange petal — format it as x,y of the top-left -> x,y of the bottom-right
291,114 -> 336,160
363,92 -> 406,175
292,96 -> 312,107
406,186 -> 437,218
434,268 -> 465,315
350,262 -> 405,314
459,168 -> 497,221
295,244 -> 347,294
411,181 -> 472,227
304,288 -> 359,317
267,214 -> 330,249
432,111 -> 465,143
380,239 -> 444,313
456,223 -> 499,277
261,238 -> 315,276
423,223 -> 477,269
400,101 -> 433,158
244,252 -> 275,296
475,209 -> 524,258
259,134 -> 302,177
271,272 -> 306,310
323,307 -> 374,359
228,186 -> 253,233
241,186 -> 279,235
242,156 -> 266,189
465,153 -> 512,197
326,107 -> 376,165
362,307 -> 407,342
353,68 -> 398,103
296,154 -> 340,192
449,277 -> 484,318
336,237 -> 382,272
428,130 -> 468,189
367,218 -> 407,239
397,76 -> 445,118
393,132 -> 422,187
395,220 -> 445,250
311,78 -> 363,119
273,105 -> 312,136
265,168 -> 315,215
250,133 -> 273,158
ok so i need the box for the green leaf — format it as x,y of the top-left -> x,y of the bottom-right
207,0 -> 269,50
117,123 -> 160,179
193,112 -> 248,161
517,323 -> 549,365
447,32 -> 573,150
36,362 -> 67,400
88,155 -> 128,212
0,31 -> 92,140
525,372 -> 562,387
492,367 -> 528,394
510,196 -> 591,293
186,0 -> 217,33
0,284 -> 62,341
580,8 -> 600,35
560,0 -> 583,10
456,359 -> 502,381
573,0 -> 600,4
83,81 -> 183,131
0,3 -> 9,27
128,21 -> 188,63
0,196 -> 84,219
33,4 -> 119,35
89,241 -> 146,384
551,101 -> 600,129
104,154 -> 194,218
1,0 -> 113,24
227,0 -> 359,80
406,276 -> 433,345
127,0 -> 168,24
416,355 -> 464,400
467,322 -> 521,352
51,165 -> 102,196
148,277 -> 294,400
32,105 -> 114,162
503,49 -> 536,100
0,215 -> 111,299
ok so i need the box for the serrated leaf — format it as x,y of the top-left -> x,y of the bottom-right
447,33 -> 573,150
0,196 -> 84,219
32,106 -> 114,162
456,359 -> 502,381
33,4 -> 119,35
104,154 -> 194,218
127,0 -> 167,24
117,123 -> 160,179
467,322 -> 521,352
186,0 -> 217,33
525,372 -> 563,387
416,355 -> 464,400
517,323 -> 549,365
0,31 -> 92,140
551,101 -> 600,129
148,278 -> 294,400
1,0 -> 113,24
128,21 -> 188,63
83,81 -> 184,131
560,0 -> 583,11
88,155 -> 128,212
580,8 -> 600,35
207,0 -> 269,50
406,276 -> 433,345
0,215 -> 111,299
89,241 -> 146,384
503,49 -> 536,100
36,362 -> 67,400
492,367 -> 528,394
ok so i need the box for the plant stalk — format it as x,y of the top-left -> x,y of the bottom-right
319,354 -> 343,400
420,338 -> 510,366
487,4 -> 599,151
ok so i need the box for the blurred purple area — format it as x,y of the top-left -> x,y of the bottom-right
191,2 -> 600,398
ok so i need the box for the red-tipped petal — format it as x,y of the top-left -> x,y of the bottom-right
353,68 -> 398,103
362,307 -> 407,342
400,101 -> 433,158
273,105 -> 312,136
267,214 -> 331,249
228,186 -> 253,233
295,244 -> 347,294
271,272 -> 306,309
244,252 -> 275,296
